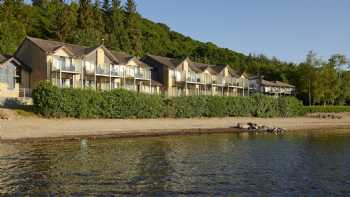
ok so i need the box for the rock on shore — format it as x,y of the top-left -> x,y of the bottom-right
235,122 -> 286,134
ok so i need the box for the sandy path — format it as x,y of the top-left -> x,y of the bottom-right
1,115 -> 350,140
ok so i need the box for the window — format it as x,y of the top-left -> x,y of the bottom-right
175,70 -> 181,81
85,61 -> 95,73
57,56 -> 65,69
0,64 -> 15,90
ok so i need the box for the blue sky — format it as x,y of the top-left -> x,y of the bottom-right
136,0 -> 350,63
25,0 -> 349,63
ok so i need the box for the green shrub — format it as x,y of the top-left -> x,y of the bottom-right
224,96 -> 252,117
32,81 -> 63,117
33,81 -> 306,119
250,94 -> 279,118
278,96 -> 306,117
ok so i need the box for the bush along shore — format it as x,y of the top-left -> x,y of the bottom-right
32,81 -> 305,119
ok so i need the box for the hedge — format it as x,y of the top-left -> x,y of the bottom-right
32,81 -> 305,119
304,105 -> 350,113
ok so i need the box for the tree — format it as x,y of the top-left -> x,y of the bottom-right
102,0 -> 110,12
92,0 -> 105,34
297,51 -> 322,105
340,72 -> 350,104
125,0 -> 142,55
329,54 -> 348,71
77,0 -> 94,29
0,19 -> 26,54
319,62 -> 341,105
106,0 -> 130,51
52,2 -> 77,41
0,0 -> 26,54
1,0 -> 24,18
32,0 -> 50,8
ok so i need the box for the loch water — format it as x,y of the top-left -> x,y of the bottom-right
0,131 -> 350,196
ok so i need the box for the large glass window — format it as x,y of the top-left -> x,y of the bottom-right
0,63 -> 15,89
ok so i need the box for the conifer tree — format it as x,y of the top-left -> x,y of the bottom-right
52,2 -> 77,41
106,0 -> 129,51
125,0 -> 142,55
102,0 -> 110,12
32,0 -> 50,8
77,0 -> 94,29
92,0 -> 105,33
0,0 -> 26,54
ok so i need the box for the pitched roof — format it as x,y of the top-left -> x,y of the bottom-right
0,54 -> 11,63
144,54 -> 185,68
0,54 -> 31,71
27,37 -> 89,56
190,62 -> 217,74
26,37 -> 133,65
110,51 -> 150,68
275,81 -> 295,88
110,51 -> 133,65
261,79 -> 295,88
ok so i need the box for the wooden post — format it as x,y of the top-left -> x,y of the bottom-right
109,64 -> 112,91
149,77 -> 152,94
81,60 -> 84,89
59,64 -> 62,88
134,78 -> 136,92
94,64 -> 97,90
185,73 -> 188,96
248,81 -> 250,96
123,67 -> 126,89
242,81 -> 245,96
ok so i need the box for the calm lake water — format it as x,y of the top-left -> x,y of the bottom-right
0,131 -> 350,196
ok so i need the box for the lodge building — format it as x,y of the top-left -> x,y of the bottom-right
0,37 -> 295,99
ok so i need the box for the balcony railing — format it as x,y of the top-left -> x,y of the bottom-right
61,64 -> 81,73
125,68 -> 136,78
52,57 -> 81,73
135,70 -> 151,80
96,66 -> 110,75
111,69 -> 122,77
186,73 -> 202,83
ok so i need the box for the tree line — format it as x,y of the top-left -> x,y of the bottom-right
0,0 -> 349,105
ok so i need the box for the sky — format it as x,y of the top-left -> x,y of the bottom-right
136,0 -> 350,63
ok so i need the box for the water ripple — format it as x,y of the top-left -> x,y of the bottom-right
0,132 -> 349,196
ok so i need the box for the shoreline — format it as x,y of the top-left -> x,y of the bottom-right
1,114 -> 350,142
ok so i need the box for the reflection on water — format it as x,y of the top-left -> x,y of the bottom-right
1,132 -> 350,196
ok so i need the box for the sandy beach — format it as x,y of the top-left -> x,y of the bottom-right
1,111 -> 350,141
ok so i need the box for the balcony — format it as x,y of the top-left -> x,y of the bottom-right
224,78 -> 248,88
84,61 -> 95,75
125,68 -> 136,78
135,70 -> 151,80
52,57 -> 81,73
111,66 -> 123,77
96,65 -> 110,75
52,63 -> 81,73
186,73 -> 202,83
204,75 -> 212,84
61,64 -> 81,73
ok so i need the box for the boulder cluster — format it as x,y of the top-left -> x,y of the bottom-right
235,122 -> 286,134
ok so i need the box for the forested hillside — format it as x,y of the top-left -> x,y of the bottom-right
0,0 -> 349,105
